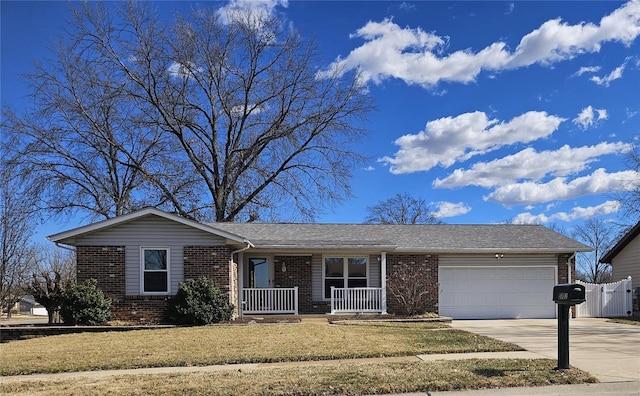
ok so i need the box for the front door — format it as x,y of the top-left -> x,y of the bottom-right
249,257 -> 272,288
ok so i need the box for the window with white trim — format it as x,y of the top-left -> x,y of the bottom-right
323,256 -> 368,299
141,248 -> 170,294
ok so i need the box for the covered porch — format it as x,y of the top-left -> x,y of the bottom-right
237,253 -> 388,316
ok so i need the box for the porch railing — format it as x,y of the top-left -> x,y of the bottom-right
330,287 -> 385,314
242,287 -> 298,315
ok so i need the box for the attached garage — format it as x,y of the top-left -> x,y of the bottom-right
439,255 -> 557,319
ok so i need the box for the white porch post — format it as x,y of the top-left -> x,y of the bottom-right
381,251 -> 387,314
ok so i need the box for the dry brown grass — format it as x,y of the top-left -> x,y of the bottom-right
0,359 -> 597,395
607,315 -> 640,326
0,322 -> 520,375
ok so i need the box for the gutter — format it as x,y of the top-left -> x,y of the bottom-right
54,242 -> 76,252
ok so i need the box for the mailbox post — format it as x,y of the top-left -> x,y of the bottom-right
552,284 -> 586,370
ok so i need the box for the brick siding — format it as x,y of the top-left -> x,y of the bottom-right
273,256 -> 317,313
183,246 -> 232,293
385,254 -> 439,315
75,245 -> 233,324
557,253 -> 576,284
557,253 -> 578,317
76,246 -> 126,297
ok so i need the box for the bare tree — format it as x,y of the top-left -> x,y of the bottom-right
619,139 -> 640,222
30,248 -> 76,324
572,218 -> 617,283
4,2 -> 372,222
2,7 -> 189,220
0,139 -> 38,317
365,193 -> 442,224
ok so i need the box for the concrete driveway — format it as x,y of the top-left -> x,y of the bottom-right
451,318 -> 640,383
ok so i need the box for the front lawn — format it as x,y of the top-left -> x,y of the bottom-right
0,322 -> 518,375
607,315 -> 640,326
0,321 -> 600,394
0,359 -> 597,396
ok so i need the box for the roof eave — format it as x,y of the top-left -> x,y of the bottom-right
251,243 -> 399,250
394,247 -> 592,254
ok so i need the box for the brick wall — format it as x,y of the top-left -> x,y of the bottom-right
557,254 -> 576,284
557,253 -> 578,317
183,246 -> 232,293
75,245 -> 234,324
76,246 -> 126,297
273,256 -> 316,313
386,254 -> 439,315
76,246 -> 162,323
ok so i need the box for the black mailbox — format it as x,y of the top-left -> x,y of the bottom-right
553,283 -> 586,370
553,284 -> 585,305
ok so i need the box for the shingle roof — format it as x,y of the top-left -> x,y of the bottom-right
209,223 -> 591,253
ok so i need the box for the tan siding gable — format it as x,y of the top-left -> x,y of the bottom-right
75,216 -> 227,246
612,236 -> 640,283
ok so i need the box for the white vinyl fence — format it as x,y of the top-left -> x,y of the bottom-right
577,277 -> 633,317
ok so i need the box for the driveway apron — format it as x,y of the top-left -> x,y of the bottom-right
451,318 -> 640,383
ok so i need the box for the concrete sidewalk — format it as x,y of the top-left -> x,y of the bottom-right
396,382 -> 640,395
3,352 -> 638,395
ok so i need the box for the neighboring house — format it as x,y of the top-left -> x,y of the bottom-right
47,208 -> 590,322
600,220 -> 640,285
18,295 -> 48,316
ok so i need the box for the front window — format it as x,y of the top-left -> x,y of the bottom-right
323,256 -> 368,299
142,248 -> 169,293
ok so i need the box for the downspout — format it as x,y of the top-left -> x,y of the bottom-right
381,252 -> 387,315
567,252 -> 576,283
230,240 -> 254,319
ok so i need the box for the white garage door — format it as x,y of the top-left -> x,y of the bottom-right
439,267 -> 556,319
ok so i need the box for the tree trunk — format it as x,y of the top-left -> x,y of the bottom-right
47,307 -> 61,324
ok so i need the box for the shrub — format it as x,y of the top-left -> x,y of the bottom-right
166,276 -> 234,325
387,261 -> 435,316
60,279 -> 112,325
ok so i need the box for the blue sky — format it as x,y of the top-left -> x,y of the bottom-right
2,1 -> 639,238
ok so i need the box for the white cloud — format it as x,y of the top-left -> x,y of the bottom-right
321,1 -> 640,88
363,165 -> 375,171
512,200 -> 621,224
216,0 -> 287,29
380,111 -> 564,174
484,169 -> 639,206
434,142 -> 631,188
433,201 -> 471,218
572,105 -> 609,129
399,2 -> 416,11
574,66 -> 601,76
168,61 -> 203,78
505,3 -> 515,15
590,61 -> 627,86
